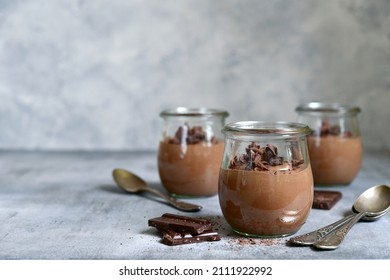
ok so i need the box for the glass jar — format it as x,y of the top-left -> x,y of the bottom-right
158,107 -> 229,197
296,102 -> 362,186
218,121 -> 313,237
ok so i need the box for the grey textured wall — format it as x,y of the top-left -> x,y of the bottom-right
1,0 -> 389,151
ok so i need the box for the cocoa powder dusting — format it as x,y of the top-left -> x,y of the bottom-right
228,237 -> 279,246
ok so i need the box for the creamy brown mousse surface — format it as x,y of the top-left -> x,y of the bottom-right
158,124 -> 223,197
307,135 -> 362,185
158,141 -> 223,196
218,142 -> 313,237
308,121 -> 363,185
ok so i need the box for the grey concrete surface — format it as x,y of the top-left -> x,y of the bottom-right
0,149 -> 389,259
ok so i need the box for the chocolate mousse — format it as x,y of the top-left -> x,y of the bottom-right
308,121 -> 362,185
158,123 -> 224,197
218,142 -> 313,237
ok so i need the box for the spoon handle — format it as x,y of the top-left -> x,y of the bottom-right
289,214 -> 355,245
143,186 -> 202,212
313,212 -> 366,250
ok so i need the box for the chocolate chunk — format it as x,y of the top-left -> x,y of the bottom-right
312,190 -> 342,210
148,213 -> 212,235
148,213 -> 221,246
161,228 -> 221,246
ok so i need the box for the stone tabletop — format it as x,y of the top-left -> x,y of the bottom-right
0,150 -> 389,260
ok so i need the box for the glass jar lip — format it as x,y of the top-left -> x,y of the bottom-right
222,121 -> 312,137
295,102 -> 361,115
160,107 -> 229,117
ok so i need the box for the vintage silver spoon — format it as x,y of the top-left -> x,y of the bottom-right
313,184 -> 390,250
112,168 -> 202,212
289,184 -> 390,246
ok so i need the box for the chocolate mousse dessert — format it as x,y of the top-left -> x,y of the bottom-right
158,123 -> 224,197
219,142 -> 313,237
296,102 -> 362,186
307,121 -> 362,185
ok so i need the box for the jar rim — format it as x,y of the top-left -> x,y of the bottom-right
160,107 -> 229,117
295,102 -> 361,115
222,121 -> 312,137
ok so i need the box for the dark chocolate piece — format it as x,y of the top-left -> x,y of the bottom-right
148,213 -> 212,235
161,228 -> 221,246
148,213 -> 221,246
312,190 -> 342,210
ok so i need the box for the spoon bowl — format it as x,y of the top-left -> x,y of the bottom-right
353,185 -> 390,222
353,184 -> 390,216
112,168 -> 148,193
289,184 -> 390,246
112,168 -> 202,212
313,184 -> 390,249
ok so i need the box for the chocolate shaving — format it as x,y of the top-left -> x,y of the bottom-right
312,121 -> 352,138
168,123 -> 218,144
229,142 -> 304,171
